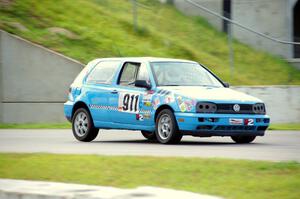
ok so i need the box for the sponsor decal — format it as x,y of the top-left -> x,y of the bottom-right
177,96 -> 183,104
144,101 -> 152,107
136,114 -> 144,121
176,96 -> 195,112
185,100 -> 193,112
152,97 -> 160,110
147,90 -> 155,94
118,92 -> 140,113
229,118 -> 243,125
244,118 -> 254,126
179,103 -> 187,112
165,94 -> 175,104
143,113 -> 151,119
136,111 -> 151,121
143,93 -> 153,107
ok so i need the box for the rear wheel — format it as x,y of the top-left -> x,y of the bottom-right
155,109 -> 182,144
141,130 -> 157,141
72,108 -> 99,142
231,135 -> 256,144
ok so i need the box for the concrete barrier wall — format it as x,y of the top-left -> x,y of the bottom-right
231,0 -> 293,58
233,86 -> 300,123
0,30 -> 84,123
0,30 -> 299,124
169,0 -> 296,59
173,0 -> 223,31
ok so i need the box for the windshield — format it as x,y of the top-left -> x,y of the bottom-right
151,62 -> 224,87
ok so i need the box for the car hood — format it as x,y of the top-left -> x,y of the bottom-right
158,86 -> 262,103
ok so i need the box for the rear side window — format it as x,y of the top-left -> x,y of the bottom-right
86,61 -> 120,84
72,66 -> 89,87
72,59 -> 101,87
118,62 -> 140,86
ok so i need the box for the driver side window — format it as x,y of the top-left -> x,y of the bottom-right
119,62 -> 140,86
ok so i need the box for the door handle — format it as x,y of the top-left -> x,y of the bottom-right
111,90 -> 118,94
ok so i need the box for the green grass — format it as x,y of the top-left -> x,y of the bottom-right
269,123 -> 300,131
1,123 -> 300,130
0,154 -> 299,199
0,0 -> 299,85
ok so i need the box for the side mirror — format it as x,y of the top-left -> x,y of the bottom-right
223,82 -> 230,88
135,80 -> 151,90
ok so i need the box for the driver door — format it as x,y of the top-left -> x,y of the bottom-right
109,62 -> 152,126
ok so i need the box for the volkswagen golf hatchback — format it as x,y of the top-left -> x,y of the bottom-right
64,57 -> 270,144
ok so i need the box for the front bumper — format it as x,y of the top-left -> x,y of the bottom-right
175,112 -> 270,137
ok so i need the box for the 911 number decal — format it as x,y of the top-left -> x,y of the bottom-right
118,92 -> 140,113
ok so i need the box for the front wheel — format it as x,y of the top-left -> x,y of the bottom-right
72,108 -> 99,142
155,109 -> 182,144
231,135 -> 256,144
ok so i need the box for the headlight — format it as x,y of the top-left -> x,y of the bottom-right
253,103 -> 266,114
196,102 -> 217,113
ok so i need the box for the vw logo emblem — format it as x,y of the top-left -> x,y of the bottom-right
233,104 -> 240,112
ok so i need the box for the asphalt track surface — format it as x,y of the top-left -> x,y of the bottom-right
0,129 -> 299,162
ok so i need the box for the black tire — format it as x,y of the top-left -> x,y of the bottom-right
231,135 -> 256,144
141,130 -> 157,141
72,108 -> 99,142
155,109 -> 182,144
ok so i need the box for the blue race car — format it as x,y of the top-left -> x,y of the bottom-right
64,57 -> 270,144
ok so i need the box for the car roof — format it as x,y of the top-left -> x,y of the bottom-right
90,57 -> 197,64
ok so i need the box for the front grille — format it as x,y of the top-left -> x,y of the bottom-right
216,104 -> 255,114
215,125 -> 255,131
195,103 -> 266,115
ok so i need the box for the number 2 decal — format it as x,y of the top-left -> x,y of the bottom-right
118,92 -> 140,113
245,119 -> 254,126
